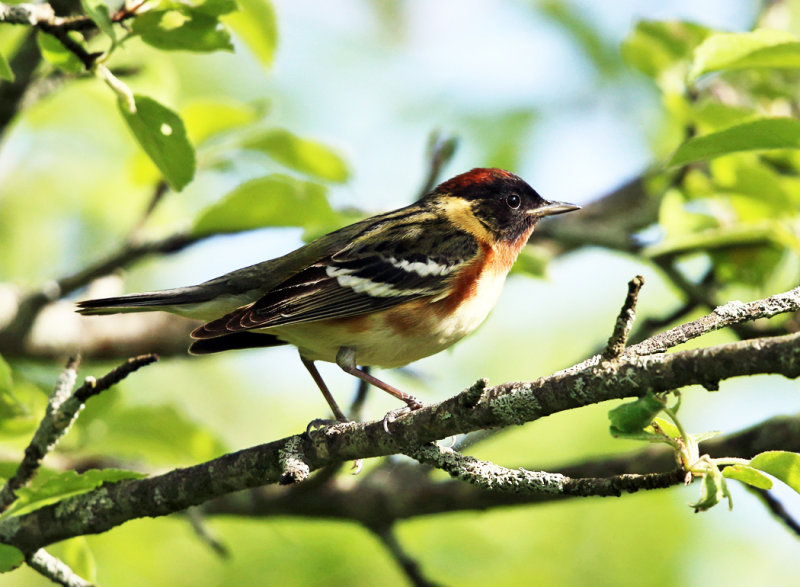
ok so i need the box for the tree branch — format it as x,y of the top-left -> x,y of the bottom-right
0,356 -> 81,511
626,286 -> 800,356
371,525 -> 442,587
0,354 -> 158,512
0,316 -> 797,553
406,443 -> 683,496
196,414 -> 800,524
26,549 -> 92,587
603,275 -> 644,360
0,232 -> 199,357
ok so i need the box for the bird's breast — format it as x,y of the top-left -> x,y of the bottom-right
267,247 -> 511,368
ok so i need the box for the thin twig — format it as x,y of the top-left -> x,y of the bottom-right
625,286 -> 800,356
372,525 -> 443,587
0,354 -> 157,513
406,444 -> 683,496
126,179 -> 170,244
26,549 -> 91,587
0,232 -> 198,350
603,275 -> 645,360
0,356 -> 81,511
73,353 -> 158,403
186,507 -> 230,559
748,487 -> 800,539
417,131 -> 458,199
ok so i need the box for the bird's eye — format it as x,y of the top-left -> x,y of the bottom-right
506,194 -> 521,209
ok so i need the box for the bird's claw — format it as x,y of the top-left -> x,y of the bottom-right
382,401 -> 424,434
305,418 -> 344,436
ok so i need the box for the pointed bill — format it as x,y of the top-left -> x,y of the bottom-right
529,200 -> 581,217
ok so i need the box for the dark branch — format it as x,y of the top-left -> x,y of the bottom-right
371,525 -> 443,587
749,487 -> 800,538
417,131 -> 458,199
0,232 -> 199,355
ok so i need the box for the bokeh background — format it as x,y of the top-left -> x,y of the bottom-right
2,0 -> 799,585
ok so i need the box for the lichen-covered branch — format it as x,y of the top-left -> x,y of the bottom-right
26,549 -> 92,587
0,357 -> 81,511
406,444 -> 682,496
0,323 -> 797,553
0,354 -> 158,512
195,414 -> 800,523
626,286 -> 800,356
603,275 -> 644,360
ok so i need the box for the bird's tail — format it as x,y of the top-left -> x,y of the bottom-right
76,286 -> 214,316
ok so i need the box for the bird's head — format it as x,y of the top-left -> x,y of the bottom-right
429,168 -> 580,244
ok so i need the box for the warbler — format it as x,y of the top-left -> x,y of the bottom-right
78,168 -> 579,422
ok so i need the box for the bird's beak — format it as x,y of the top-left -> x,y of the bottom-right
529,200 -> 581,217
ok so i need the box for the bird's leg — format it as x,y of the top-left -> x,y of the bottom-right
300,354 -> 364,474
300,355 -> 348,424
336,347 -> 424,431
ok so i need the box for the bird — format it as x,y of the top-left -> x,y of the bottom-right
77,168 -> 579,424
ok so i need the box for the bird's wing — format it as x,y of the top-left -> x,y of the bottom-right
191,218 -> 479,338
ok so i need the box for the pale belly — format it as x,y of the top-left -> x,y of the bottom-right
264,271 -> 507,368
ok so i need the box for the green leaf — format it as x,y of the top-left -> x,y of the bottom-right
80,404 -> 228,465
689,430 -> 721,444
690,469 -> 726,512
648,416 -> 681,439
722,465 -> 773,490
119,95 -> 196,191
194,0 -> 238,17
540,0 -> 620,76
751,451 -> 800,494
0,356 -> 25,422
0,380 -> 46,439
670,118 -> 800,167
181,100 -> 261,145
0,543 -> 23,573
690,29 -> 800,80
59,537 -> 97,584
510,246 -> 550,278
643,221 -> 791,259
0,356 -> 11,397
224,0 -> 278,66
0,50 -> 13,82
81,0 -> 116,42
132,7 -> 234,53
657,188 -> 718,240
608,393 -> 664,435
621,20 -> 711,83
36,32 -> 84,74
3,469 -> 146,517
642,220 -> 800,259
241,129 -> 350,183
192,174 -> 338,236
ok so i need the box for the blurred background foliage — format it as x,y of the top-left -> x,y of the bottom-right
1,0 -> 800,585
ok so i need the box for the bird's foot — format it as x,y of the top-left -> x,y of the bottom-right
305,418 -> 345,436
382,400 -> 424,434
